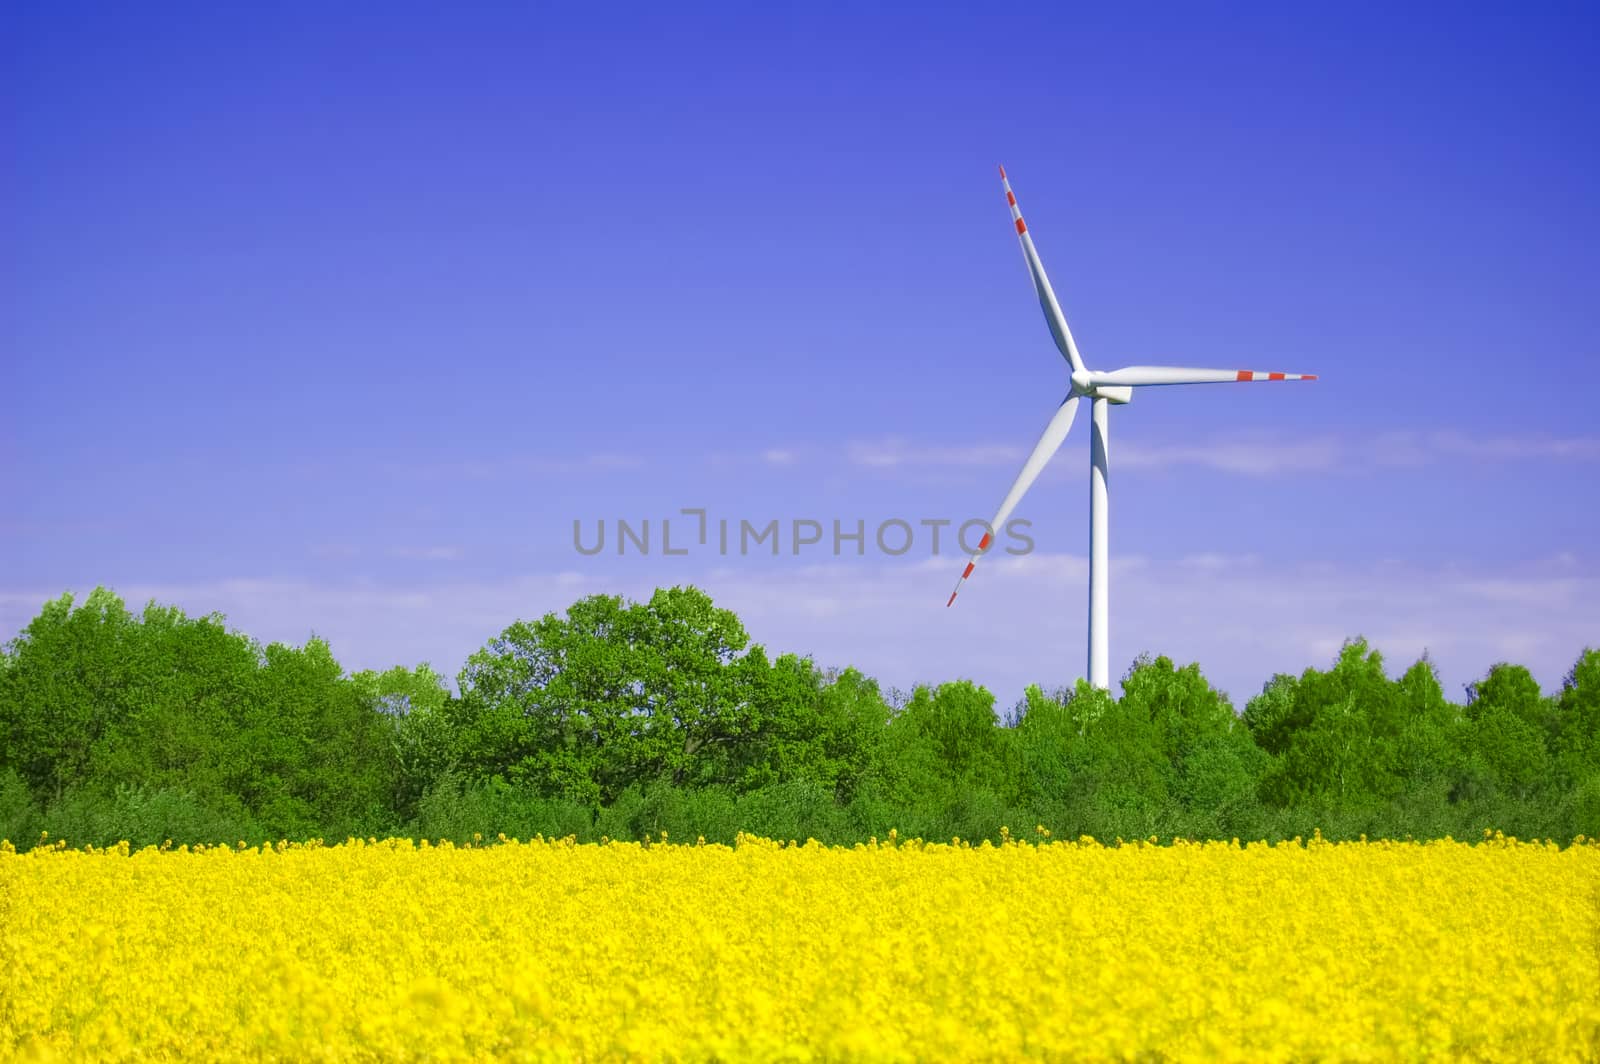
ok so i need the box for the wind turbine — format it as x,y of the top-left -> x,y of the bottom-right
946,166 -> 1316,689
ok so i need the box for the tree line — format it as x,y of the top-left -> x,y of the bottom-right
2,586 -> 1596,848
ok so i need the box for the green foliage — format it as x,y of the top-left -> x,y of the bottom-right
0,768 -> 41,844
1247,640 -> 1455,809
350,663 -> 453,819
1553,649 -> 1600,784
0,589 -> 403,844
1,589 -> 147,801
1568,773 -> 1600,839
0,586 -> 1591,849
732,780 -> 855,843
736,659 -> 888,799
416,772 -> 594,844
883,680 -> 1014,807
453,587 -> 764,803
39,784 -> 265,850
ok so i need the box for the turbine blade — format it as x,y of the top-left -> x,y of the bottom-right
1089,366 -> 1318,387
1000,166 -> 1085,374
948,395 -> 1080,607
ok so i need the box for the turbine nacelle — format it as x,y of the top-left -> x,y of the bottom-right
1070,369 -> 1133,404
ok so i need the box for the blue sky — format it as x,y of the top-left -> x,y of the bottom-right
4,2 -> 1597,707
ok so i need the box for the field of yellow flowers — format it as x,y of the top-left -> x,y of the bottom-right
2,831 -> 1597,1062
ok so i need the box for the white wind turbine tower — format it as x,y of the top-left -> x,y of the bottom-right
946,166 -> 1316,689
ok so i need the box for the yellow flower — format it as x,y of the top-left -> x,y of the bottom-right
1,835 -> 1595,1061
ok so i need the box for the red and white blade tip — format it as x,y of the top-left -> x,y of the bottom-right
934,556 -> 972,604
946,534 -> 993,606
998,164 -> 1007,180
1235,371 -> 1317,382
947,560 -> 977,607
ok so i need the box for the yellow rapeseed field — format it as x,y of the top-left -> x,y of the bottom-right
1,832 -> 1597,1062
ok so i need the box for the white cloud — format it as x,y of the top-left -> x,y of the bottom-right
4,554 -> 1593,707
848,438 -> 1025,470
309,543 -> 362,560
703,447 -> 804,469
387,546 -> 464,562
1429,432 -> 1600,462
384,454 -> 642,481
1453,577 -> 1585,609
285,429 -> 1600,491
847,429 -> 1600,478
1117,437 -> 1344,475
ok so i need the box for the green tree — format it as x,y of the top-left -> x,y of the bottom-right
1553,649 -> 1600,784
84,600 -> 262,808
889,681 -> 1013,798
0,589 -> 140,801
1013,683 -> 1082,806
1245,639 -> 1408,808
454,587 -> 764,803
0,590 -> 399,839
351,663 -> 454,819
1119,654 -> 1262,815
219,637 -> 396,838
1458,664 -> 1553,803
1012,681 -> 1118,820
1390,657 -> 1457,791
736,658 -> 888,798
